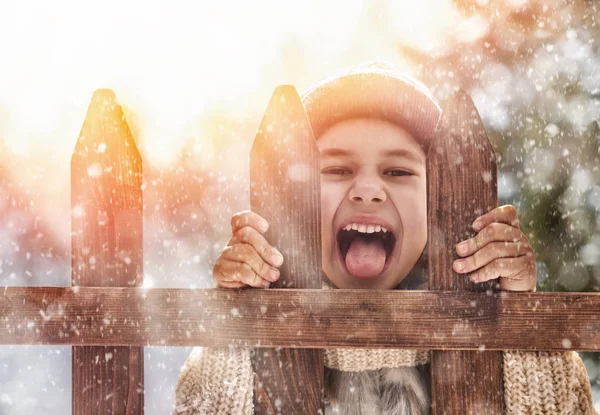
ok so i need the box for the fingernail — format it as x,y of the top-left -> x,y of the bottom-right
271,251 -> 283,266
472,220 -> 482,231
259,220 -> 269,233
454,260 -> 464,272
457,242 -> 468,255
268,268 -> 280,281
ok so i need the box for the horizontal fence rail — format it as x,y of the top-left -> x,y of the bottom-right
2,287 -> 599,350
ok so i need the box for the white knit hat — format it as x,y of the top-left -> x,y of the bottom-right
301,61 -> 442,151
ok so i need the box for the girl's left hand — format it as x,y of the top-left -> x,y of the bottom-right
453,205 -> 536,292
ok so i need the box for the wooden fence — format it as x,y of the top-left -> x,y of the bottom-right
1,87 -> 599,414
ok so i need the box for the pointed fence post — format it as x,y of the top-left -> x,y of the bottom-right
250,86 -> 324,414
71,89 -> 144,414
427,90 -> 504,414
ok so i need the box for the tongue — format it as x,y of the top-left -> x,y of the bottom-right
345,236 -> 387,279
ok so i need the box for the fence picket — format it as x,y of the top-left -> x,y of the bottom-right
249,85 -> 324,414
71,89 -> 144,414
427,90 -> 504,414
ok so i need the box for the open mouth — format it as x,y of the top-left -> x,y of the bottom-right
336,225 -> 396,278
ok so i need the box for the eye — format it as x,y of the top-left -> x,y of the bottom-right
385,169 -> 413,177
321,167 -> 352,176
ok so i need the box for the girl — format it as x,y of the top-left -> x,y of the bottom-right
175,62 -> 597,414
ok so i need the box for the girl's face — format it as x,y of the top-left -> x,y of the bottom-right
317,118 -> 427,289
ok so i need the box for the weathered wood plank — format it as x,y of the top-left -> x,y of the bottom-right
249,85 -> 323,413
2,287 -> 599,350
427,90 -> 503,414
71,89 -> 144,415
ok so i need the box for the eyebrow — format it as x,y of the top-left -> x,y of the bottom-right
320,148 -> 354,158
320,148 -> 424,164
383,149 -> 424,164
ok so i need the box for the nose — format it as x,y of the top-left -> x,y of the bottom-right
348,176 -> 387,206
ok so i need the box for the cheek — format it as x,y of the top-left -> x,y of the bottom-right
320,183 -> 344,246
416,181 -> 428,231
393,181 -> 427,237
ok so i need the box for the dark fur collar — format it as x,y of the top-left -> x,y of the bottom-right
324,365 -> 430,415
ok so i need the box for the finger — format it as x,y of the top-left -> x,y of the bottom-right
214,258 -> 272,288
228,226 -> 284,267
453,241 -> 532,274
468,256 -> 536,292
456,223 -> 527,257
499,271 -> 537,292
216,280 -> 246,289
217,280 -> 271,290
213,259 -> 246,286
231,210 -> 269,234
472,205 -> 519,232
220,244 -> 280,282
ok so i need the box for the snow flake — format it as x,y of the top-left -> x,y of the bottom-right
481,171 -> 492,183
544,123 -> 559,138
287,163 -> 311,182
72,205 -> 85,217
87,163 -> 102,178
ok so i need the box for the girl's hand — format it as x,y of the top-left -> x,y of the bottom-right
453,205 -> 536,292
212,210 -> 283,289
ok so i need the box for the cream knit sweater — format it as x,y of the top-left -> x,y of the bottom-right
174,347 -> 597,414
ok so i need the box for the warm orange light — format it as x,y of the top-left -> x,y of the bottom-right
0,0 -> 482,165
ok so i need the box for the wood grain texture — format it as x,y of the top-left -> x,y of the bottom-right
3,287 -> 599,350
249,86 -> 324,414
70,89 -> 144,415
427,90 -> 503,414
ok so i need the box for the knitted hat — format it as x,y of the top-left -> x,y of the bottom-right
301,61 -> 442,151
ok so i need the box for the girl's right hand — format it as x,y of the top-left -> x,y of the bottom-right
212,210 -> 283,289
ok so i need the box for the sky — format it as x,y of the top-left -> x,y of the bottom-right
0,0 -> 488,165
